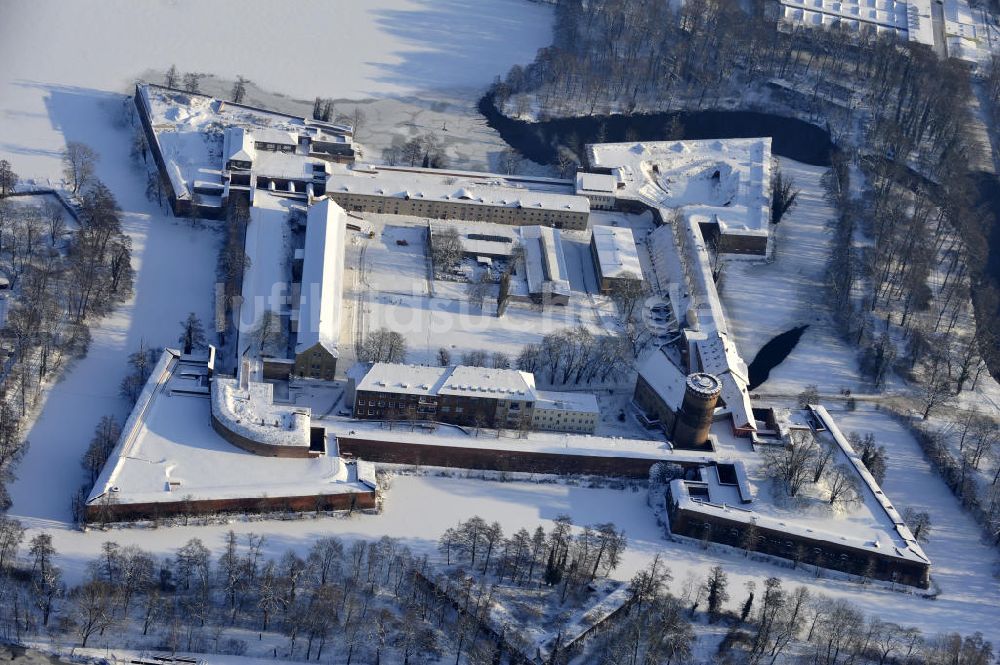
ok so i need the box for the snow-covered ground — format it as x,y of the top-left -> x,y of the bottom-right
0,0 -> 556,527
344,213 -> 617,367
721,158 -> 864,395
5,96 -> 221,524
33,470 -> 1000,637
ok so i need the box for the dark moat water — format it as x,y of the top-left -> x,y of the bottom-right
747,325 -> 810,390
477,93 -> 835,167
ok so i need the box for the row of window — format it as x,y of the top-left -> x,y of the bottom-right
330,195 -> 586,227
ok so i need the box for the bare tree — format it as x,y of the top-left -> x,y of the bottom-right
765,431 -> 818,498
797,384 -> 820,408
436,347 -> 452,366
608,273 -> 648,320
182,72 -> 203,93
903,507 -> 932,543
231,75 -> 249,104
499,147 -> 523,175
0,159 -> 17,197
771,168 -> 800,224
178,312 -> 207,355
248,310 -> 286,357
826,464 -> 862,506
360,327 -> 407,364
62,142 -> 98,196
430,226 -> 463,273
43,199 -> 65,244
69,579 -> 115,647
164,64 -> 179,88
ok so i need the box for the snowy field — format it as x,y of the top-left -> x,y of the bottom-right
720,158 -> 864,395
0,0 -> 555,524
0,0 -> 555,179
32,470 -> 1000,638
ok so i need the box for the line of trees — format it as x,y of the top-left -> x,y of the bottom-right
381,133 -> 448,169
516,325 -> 632,386
764,430 -> 863,508
0,155 -> 132,510
0,520 -> 989,663
439,515 -> 626,595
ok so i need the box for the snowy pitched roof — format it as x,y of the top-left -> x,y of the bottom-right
696,332 -> 748,385
356,364 -> 538,401
637,348 -> 688,410
296,198 -> 347,357
356,364 -> 451,396
591,225 -> 643,281
324,172 -> 589,214
440,366 -> 537,400
224,126 -> 256,164
521,225 -> 571,297
239,192 -> 291,355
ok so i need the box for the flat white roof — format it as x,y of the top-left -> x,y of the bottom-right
252,127 -> 298,146
591,225 -> 643,280
576,172 -> 616,194
296,198 -> 347,358
587,138 -> 772,238
87,352 -> 370,507
534,390 -> 600,414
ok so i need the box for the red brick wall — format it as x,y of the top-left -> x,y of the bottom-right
86,489 -> 377,523
337,435 -> 665,477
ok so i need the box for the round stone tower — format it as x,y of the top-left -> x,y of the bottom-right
672,372 -> 722,449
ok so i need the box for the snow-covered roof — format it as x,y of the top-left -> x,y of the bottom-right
440,366 -> 537,400
810,405 -> 929,563
534,390 -> 600,415
252,127 -> 298,146
520,225 -> 571,297
87,352 -> 371,507
696,332 -> 748,385
138,83 -> 355,204
212,377 -> 311,449
591,224 -> 643,281
636,348 -> 688,410
223,126 -> 255,164
324,171 -> 590,214
670,405 -> 931,568
586,138 -> 772,240
356,364 -> 538,401
239,192 -> 291,353
295,198 -> 347,357
576,172 -> 616,194
356,364 -> 450,396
